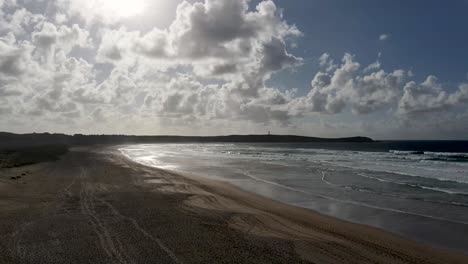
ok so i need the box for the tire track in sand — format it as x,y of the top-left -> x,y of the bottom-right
79,167 -> 134,264
89,159 -> 183,264
94,192 -> 183,264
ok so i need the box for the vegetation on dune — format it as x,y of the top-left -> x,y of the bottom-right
0,145 -> 69,168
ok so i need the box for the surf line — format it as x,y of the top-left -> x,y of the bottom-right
241,171 -> 468,226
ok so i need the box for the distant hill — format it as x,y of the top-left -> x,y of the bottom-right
0,132 -> 373,149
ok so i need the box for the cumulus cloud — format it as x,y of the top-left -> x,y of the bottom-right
290,53 -> 407,115
92,0 -> 302,124
0,4 -> 95,124
398,76 -> 468,115
98,0 -> 301,69
363,60 -> 381,73
0,33 -> 28,77
32,22 -> 91,54
287,52 -> 468,123
0,0 -> 467,138
97,28 -> 139,63
0,6 -> 45,36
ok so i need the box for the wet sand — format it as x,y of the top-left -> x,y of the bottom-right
0,146 -> 467,263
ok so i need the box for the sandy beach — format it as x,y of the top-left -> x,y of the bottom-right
0,146 -> 467,264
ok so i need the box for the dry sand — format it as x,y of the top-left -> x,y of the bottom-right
0,146 -> 467,263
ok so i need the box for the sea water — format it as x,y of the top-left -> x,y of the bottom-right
120,141 -> 468,253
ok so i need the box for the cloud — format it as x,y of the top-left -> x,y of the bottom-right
97,28 -> 139,63
0,5 -> 95,123
291,53 -> 468,120
379,34 -> 390,41
363,60 -> 381,73
0,6 -> 45,36
91,0 -> 302,124
98,0 -> 301,67
398,76 -> 468,115
0,33 -> 29,76
0,0 -> 467,138
290,53 -> 407,115
210,63 -> 238,75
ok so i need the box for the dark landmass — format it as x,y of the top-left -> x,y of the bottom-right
0,132 -> 373,149
0,132 -> 372,168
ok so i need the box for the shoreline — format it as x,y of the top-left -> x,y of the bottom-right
118,144 -> 468,254
0,145 -> 466,263
116,145 -> 468,262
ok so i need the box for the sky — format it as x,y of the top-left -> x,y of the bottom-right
0,0 -> 467,139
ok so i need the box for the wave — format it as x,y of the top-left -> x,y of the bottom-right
317,158 -> 468,184
240,171 -> 468,225
389,150 -> 468,162
319,172 -> 468,208
356,173 -> 468,195
389,150 -> 425,155
120,144 -> 468,226
322,171 -> 468,203
123,144 -> 468,185
347,184 -> 468,208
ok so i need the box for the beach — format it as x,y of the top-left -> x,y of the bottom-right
0,146 -> 467,264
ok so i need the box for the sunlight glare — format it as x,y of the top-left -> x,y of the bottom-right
102,0 -> 146,18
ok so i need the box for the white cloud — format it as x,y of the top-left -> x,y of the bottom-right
363,60 -> 381,72
398,76 -> 468,115
290,53 -> 407,115
90,0 -> 303,125
98,0 -> 301,65
0,0 -> 467,138
379,34 -> 390,41
0,7 -> 45,36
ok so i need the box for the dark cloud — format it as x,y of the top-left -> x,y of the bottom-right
0,33 -> 28,76
210,63 -> 237,75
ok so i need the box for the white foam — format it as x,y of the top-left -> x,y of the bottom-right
240,171 -> 468,226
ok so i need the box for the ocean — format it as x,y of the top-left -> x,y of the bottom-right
120,141 -> 468,253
